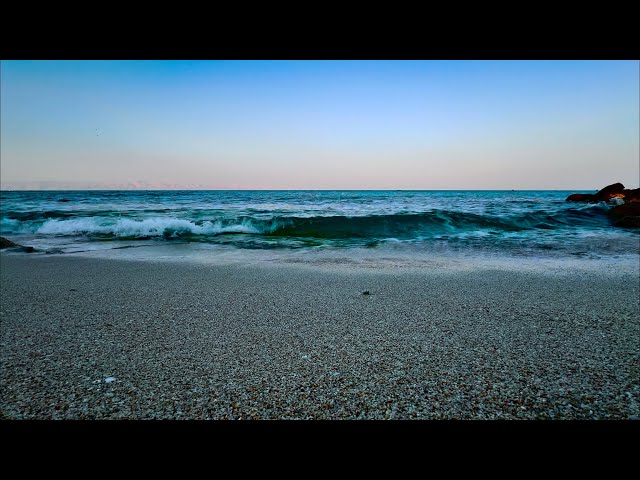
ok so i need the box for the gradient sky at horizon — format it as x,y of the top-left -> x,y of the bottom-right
1,60 -> 638,190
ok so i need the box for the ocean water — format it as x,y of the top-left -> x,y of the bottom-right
1,190 -> 639,259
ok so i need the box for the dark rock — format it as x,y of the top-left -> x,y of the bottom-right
566,193 -> 596,202
622,188 -> 640,203
566,183 -> 637,204
614,216 -> 640,228
608,202 -> 640,218
1,237 -> 18,249
608,202 -> 640,228
594,182 -> 625,201
565,182 -> 640,228
0,236 -> 36,252
362,291 -> 371,295
0,237 -> 20,249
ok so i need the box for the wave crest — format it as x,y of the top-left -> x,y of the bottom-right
20,208 -> 613,240
36,217 -> 262,237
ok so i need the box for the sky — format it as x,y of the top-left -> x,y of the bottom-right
1,60 -> 638,190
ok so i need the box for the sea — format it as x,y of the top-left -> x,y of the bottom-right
1,190 -> 639,263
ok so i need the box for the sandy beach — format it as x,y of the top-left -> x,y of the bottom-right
1,251 -> 638,420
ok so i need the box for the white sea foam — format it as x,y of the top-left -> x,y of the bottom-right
36,217 -> 263,237
37,218 -> 112,235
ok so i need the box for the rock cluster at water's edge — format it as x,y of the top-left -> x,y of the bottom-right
0,237 -> 36,252
566,183 -> 640,228
607,203 -> 640,228
566,183 -> 640,204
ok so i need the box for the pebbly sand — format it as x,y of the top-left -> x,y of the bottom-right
0,251 -> 638,419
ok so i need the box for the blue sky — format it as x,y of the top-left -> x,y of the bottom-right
1,60 -> 638,189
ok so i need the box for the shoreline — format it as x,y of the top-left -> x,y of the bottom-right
2,242 -> 639,275
1,253 -> 638,419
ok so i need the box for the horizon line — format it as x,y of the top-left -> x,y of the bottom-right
0,188 -> 613,192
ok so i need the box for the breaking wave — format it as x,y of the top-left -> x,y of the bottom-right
35,217 -> 262,237
7,207 -> 613,240
2,190 -> 637,256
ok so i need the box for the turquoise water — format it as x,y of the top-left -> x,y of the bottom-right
1,190 -> 638,257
